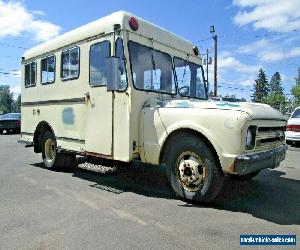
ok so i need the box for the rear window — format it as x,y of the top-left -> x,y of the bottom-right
24,61 -> 36,87
1,113 -> 21,119
292,108 -> 300,118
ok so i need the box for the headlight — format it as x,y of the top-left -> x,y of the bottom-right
246,126 -> 256,150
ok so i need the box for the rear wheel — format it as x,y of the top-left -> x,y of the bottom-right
42,131 -> 75,169
0,130 -> 3,135
164,133 -> 224,203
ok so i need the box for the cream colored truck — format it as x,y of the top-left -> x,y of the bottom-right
19,11 -> 287,202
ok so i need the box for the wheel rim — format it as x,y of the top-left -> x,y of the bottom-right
175,151 -> 206,192
44,138 -> 55,161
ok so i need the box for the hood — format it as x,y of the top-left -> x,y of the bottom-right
143,98 -> 286,121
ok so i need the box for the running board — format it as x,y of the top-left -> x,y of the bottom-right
77,162 -> 117,174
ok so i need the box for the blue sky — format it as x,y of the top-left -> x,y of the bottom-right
0,0 -> 299,100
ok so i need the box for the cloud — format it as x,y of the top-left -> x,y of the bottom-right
237,38 -> 270,54
258,46 -> 300,62
233,0 -> 300,32
0,1 -> 61,41
11,85 -> 21,97
218,52 -> 260,74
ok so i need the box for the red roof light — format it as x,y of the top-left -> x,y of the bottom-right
129,17 -> 139,31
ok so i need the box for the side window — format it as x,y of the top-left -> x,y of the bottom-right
115,38 -> 127,91
24,61 -> 36,87
128,41 -> 175,94
89,41 -> 110,86
61,47 -> 79,80
174,57 -> 206,99
41,55 -> 55,84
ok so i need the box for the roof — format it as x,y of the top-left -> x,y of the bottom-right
23,11 -> 197,60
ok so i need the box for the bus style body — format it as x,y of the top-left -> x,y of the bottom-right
19,11 -> 287,202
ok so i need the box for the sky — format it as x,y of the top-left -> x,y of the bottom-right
0,0 -> 300,100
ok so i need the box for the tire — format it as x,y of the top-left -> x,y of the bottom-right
164,133 -> 224,203
0,130 -> 3,135
41,131 -> 75,170
228,170 -> 260,181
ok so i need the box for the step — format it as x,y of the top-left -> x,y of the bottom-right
77,162 -> 117,174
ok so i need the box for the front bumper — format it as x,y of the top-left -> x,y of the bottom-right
231,144 -> 288,175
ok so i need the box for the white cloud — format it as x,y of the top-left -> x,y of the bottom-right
233,0 -> 300,32
0,1 -> 61,41
258,46 -> 300,62
237,38 -> 270,54
218,53 -> 260,74
11,85 -> 21,97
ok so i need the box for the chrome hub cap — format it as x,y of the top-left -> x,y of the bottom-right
45,139 -> 55,161
176,152 -> 206,192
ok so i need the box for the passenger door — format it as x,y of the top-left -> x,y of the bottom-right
85,38 -> 113,156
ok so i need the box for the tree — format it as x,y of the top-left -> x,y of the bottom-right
0,85 -> 14,113
292,68 -> 300,107
251,69 -> 269,103
265,72 -> 286,111
14,94 -> 21,112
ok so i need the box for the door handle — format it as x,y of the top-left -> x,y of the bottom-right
33,109 -> 36,115
84,92 -> 91,102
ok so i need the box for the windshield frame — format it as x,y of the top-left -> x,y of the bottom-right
127,40 -> 208,99
173,56 -> 208,100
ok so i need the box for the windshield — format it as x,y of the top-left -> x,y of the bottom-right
174,57 -> 207,99
1,113 -> 21,119
291,108 -> 300,118
128,41 -> 176,94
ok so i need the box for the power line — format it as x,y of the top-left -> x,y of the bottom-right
0,68 -> 20,72
0,43 -> 28,50
0,71 -> 21,76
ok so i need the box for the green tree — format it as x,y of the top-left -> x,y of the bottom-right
292,84 -> 300,106
251,68 -> 269,103
265,72 -> 286,111
0,85 -> 14,113
291,68 -> 300,107
14,94 -> 21,112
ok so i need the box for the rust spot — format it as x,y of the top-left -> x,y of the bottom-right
227,162 -> 235,174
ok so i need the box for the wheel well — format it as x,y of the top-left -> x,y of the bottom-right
33,121 -> 54,153
159,128 -> 221,170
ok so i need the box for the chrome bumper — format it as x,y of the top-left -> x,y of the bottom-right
232,144 -> 288,175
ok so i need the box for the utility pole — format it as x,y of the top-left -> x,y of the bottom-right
206,48 -> 209,91
210,26 -> 217,97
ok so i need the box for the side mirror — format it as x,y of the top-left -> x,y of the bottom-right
106,57 -> 121,92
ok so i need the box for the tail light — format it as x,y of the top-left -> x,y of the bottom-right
286,124 -> 300,132
16,120 -> 21,126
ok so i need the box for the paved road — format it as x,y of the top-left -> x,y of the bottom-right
0,134 -> 299,250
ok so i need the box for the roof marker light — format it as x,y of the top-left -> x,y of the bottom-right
129,17 -> 139,31
193,46 -> 199,56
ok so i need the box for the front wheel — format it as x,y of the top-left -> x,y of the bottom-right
42,131 -> 75,169
164,134 -> 224,203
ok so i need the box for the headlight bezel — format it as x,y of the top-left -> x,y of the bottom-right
245,126 -> 257,150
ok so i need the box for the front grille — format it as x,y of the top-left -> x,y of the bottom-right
255,126 -> 285,150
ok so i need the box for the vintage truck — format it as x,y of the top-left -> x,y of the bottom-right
19,11 -> 287,202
